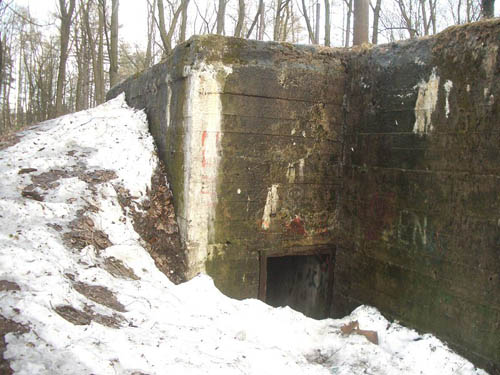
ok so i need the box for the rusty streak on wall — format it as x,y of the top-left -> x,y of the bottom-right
107,20 -> 500,373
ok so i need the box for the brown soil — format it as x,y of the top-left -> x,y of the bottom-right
73,281 -> 126,312
115,161 -> 187,284
54,305 -> 124,329
0,315 -> 29,374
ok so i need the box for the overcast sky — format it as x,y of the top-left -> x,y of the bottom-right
12,0 -> 149,47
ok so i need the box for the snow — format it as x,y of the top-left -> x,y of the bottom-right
0,95 -> 489,375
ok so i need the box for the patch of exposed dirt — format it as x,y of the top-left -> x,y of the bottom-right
21,187 -> 45,202
0,315 -> 29,375
20,165 -> 117,202
63,215 -> 112,251
115,162 -> 187,284
103,257 -> 139,280
17,168 -> 37,175
0,281 -> 20,292
0,133 -> 22,151
54,305 -> 124,329
73,281 -> 126,312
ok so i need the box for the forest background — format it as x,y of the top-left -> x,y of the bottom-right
0,0 -> 498,134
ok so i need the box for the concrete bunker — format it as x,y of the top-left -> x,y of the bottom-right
108,19 -> 500,373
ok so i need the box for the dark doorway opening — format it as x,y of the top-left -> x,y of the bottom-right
262,252 -> 335,319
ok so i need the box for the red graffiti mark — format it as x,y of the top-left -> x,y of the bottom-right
201,131 -> 208,168
286,215 -> 307,236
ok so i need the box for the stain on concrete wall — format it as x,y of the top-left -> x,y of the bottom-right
414,68 -> 440,135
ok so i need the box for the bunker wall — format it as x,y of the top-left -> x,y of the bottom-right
336,21 -> 500,372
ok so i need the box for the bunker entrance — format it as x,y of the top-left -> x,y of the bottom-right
261,252 -> 335,320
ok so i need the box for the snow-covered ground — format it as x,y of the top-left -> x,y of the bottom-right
0,96 -> 489,375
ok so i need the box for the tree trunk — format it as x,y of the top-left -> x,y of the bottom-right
324,0 -> 331,46
314,2 -> 320,44
247,0 -> 263,39
146,0 -> 156,67
234,0 -> 245,37
371,0 -> 382,44
258,0 -> 265,40
482,0 -> 494,18
344,0 -> 353,47
109,0 -> 119,87
55,0 -> 76,116
353,0 -> 369,45
216,0 -> 226,35
301,0 -> 316,43
274,0 -> 283,41
97,2 -> 105,104
157,0 -> 182,55
179,0 -> 190,42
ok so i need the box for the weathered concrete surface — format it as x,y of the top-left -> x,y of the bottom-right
108,36 -> 345,300
337,20 -> 500,373
107,21 -> 500,372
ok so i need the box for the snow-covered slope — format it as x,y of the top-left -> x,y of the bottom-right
0,96 -> 488,375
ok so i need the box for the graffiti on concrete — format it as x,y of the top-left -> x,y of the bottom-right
397,210 -> 446,253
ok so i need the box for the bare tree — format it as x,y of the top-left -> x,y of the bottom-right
274,0 -> 292,41
343,0 -> 353,46
109,0 -> 119,87
246,0 -> 265,40
371,0 -> 382,44
216,0 -> 226,35
447,0 -> 481,23
482,0 -> 495,18
157,0 -> 183,55
145,0 -> 157,67
234,0 -> 245,38
179,0 -> 190,42
55,0 -> 75,115
324,0 -> 331,46
353,0 -> 369,45
301,0 -> 315,43
82,0 -> 105,105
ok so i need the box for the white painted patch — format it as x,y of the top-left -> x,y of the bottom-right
414,57 -> 425,66
182,62 -> 232,278
261,184 -> 279,230
286,163 -> 296,183
444,80 -> 453,119
237,188 -> 241,194
291,129 -> 296,136
165,75 -> 172,129
413,68 -> 440,135
302,130 -> 306,137
466,84 -> 471,93
286,159 -> 305,184
182,65 -> 192,77
298,158 -> 305,181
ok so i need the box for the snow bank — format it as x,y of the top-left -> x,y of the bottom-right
0,96 -> 488,374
